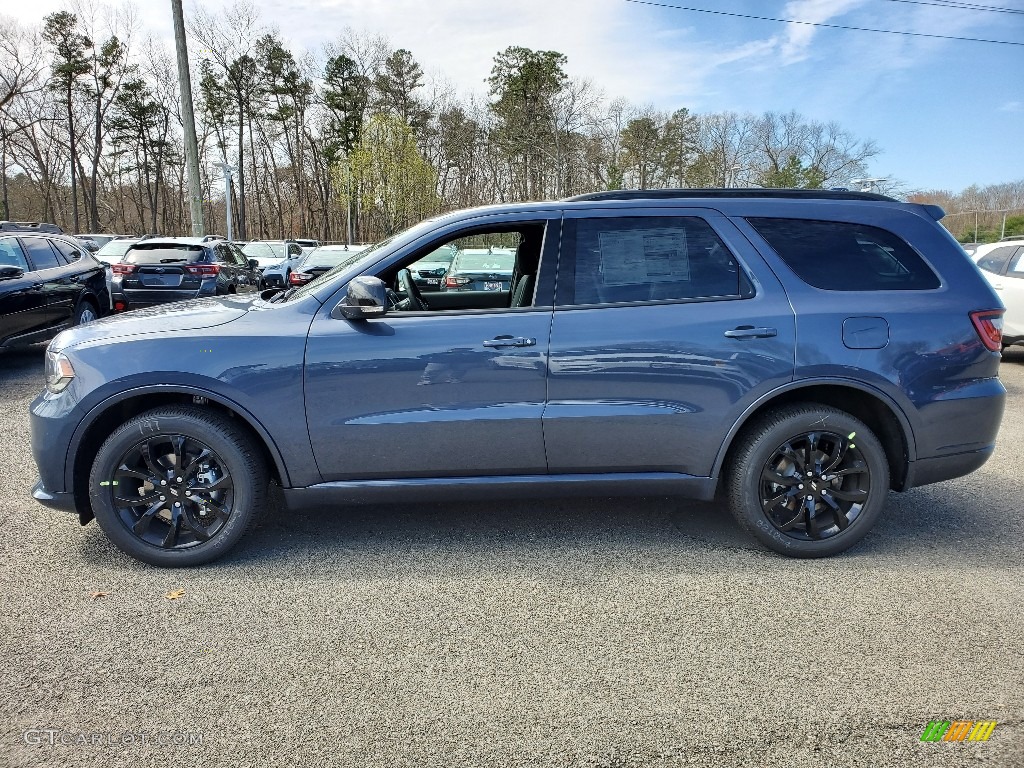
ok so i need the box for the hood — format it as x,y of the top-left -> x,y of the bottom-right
52,295 -> 255,351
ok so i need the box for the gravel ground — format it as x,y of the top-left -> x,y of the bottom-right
1,344 -> 1022,768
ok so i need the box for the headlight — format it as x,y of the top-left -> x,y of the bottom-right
45,350 -> 76,393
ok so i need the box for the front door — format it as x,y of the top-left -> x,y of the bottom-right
304,216 -> 558,481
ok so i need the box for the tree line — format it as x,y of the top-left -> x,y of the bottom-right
0,0 -> 1009,244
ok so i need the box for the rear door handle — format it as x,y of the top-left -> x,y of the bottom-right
724,326 -> 777,339
483,335 -> 536,348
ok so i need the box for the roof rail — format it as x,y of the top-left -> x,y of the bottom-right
0,220 -> 65,234
564,188 -> 898,203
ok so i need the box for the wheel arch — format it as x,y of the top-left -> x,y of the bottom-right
713,379 -> 916,493
68,385 -> 290,522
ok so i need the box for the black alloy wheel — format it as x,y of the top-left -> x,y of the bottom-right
758,430 -> 869,541
89,406 -> 267,566
107,434 -> 234,550
726,404 -> 889,557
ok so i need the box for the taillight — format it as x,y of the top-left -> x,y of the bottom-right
113,301 -> 126,312
970,309 -> 1004,352
289,272 -> 310,285
445,276 -> 470,287
111,263 -> 135,275
185,264 -> 220,277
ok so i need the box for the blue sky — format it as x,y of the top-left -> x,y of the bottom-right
11,0 -> 1024,192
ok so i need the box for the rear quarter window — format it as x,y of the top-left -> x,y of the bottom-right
747,218 -> 940,291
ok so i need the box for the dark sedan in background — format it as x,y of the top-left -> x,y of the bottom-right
110,238 -> 261,311
288,244 -> 377,287
0,231 -> 108,348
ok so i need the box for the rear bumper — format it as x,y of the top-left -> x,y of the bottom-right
904,446 -> 995,489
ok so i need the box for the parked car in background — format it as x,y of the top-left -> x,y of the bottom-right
110,238 -> 261,311
1,228 -> 108,348
407,244 -> 457,290
241,240 -> 303,286
441,247 -> 516,292
261,242 -> 353,288
287,244 -> 377,287
94,237 -> 140,265
29,189 -> 1007,566
76,233 -> 117,250
294,238 -> 321,250
973,238 -> 1024,348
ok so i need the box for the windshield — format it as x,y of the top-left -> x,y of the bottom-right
242,242 -> 288,260
453,250 -> 516,272
95,239 -> 137,261
283,238 -> 393,301
297,247 -> 371,271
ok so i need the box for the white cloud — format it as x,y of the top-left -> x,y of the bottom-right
778,0 -> 868,63
998,101 -> 1023,113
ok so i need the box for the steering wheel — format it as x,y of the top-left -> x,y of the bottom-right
397,268 -> 428,311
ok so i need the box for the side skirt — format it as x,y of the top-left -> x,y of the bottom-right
282,472 -> 718,511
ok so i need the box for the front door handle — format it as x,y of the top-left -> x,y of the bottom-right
482,335 -> 536,348
724,326 -> 777,339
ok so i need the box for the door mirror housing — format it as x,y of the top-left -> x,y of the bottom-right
248,258 -> 260,270
288,244 -> 302,257
0,265 -> 24,280
337,276 -> 389,320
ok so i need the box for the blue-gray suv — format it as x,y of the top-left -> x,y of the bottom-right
30,190 -> 1007,566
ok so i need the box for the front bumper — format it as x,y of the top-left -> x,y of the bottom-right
32,479 -> 78,513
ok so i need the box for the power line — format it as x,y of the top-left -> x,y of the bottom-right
878,0 -> 1024,14
623,0 -> 1024,45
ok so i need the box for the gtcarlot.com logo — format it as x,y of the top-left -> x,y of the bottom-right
23,729 -> 204,747
920,720 -> 997,742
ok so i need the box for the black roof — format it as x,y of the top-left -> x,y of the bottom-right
565,188 -> 898,203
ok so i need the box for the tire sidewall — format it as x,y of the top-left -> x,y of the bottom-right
731,408 -> 889,558
88,410 -> 261,567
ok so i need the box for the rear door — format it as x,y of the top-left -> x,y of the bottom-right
19,236 -> 80,328
543,208 -> 796,477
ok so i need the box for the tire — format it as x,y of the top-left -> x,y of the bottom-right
73,299 -> 98,325
725,404 -> 890,558
88,406 -> 268,566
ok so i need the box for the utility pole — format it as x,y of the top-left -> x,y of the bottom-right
172,0 -> 204,237
220,163 -> 235,241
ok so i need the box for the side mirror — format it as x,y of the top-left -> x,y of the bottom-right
288,244 -> 302,256
337,276 -> 389,320
0,265 -> 24,280
248,259 -> 260,270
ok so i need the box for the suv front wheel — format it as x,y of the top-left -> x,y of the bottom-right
726,405 -> 889,557
88,406 -> 268,566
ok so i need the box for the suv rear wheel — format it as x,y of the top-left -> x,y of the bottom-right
726,405 -> 889,557
88,406 -> 268,566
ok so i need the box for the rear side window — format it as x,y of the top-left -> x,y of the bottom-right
976,245 -> 1017,275
124,245 -> 205,264
21,238 -> 61,271
563,216 -> 752,306
747,218 -> 940,291
0,238 -> 30,270
52,239 -> 83,263
1007,248 -> 1024,276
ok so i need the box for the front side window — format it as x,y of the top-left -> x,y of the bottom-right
747,217 -> 940,291
0,238 -> 30,270
562,216 -> 751,306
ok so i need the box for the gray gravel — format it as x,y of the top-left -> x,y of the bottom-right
1,344 -> 1022,768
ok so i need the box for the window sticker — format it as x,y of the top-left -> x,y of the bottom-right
597,228 -> 690,286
